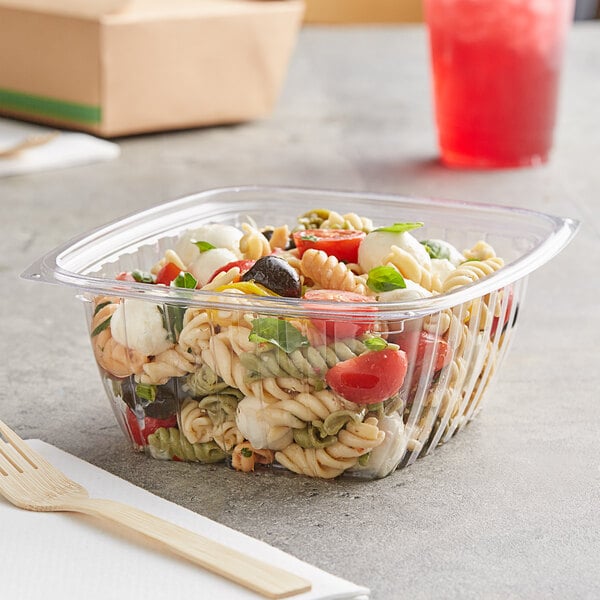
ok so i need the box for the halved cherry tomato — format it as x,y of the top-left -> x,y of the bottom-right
115,271 -> 136,282
325,348 -> 408,404
292,229 -> 366,263
303,289 -> 375,339
126,408 -> 177,446
208,259 -> 256,283
391,330 -> 452,374
155,262 -> 183,286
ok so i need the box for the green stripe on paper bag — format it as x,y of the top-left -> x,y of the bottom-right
0,88 -> 101,125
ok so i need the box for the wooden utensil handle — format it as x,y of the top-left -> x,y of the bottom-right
65,498 -> 311,599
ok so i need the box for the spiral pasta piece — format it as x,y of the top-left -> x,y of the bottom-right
261,389 -> 352,429
199,267 -> 241,291
198,392 -> 241,424
442,257 -> 504,293
213,420 -> 245,452
91,297 -> 147,378
180,398 -> 214,444
147,427 -> 226,463
267,224 -> 291,251
275,417 -> 385,478
422,309 -> 453,336
184,364 -> 238,397
239,222 -> 271,260
137,345 -> 197,385
204,290 -> 255,329
463,240 -> 497,261
201,333 -> 310,403
300,249 -> 370,295
240,338 -> 367,382
178,309 -> 213,356
327,417 -> 385,459
319,211 -> 373,233
384,246 -> 442,292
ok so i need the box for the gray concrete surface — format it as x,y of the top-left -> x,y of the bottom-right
1,23 -> 599,600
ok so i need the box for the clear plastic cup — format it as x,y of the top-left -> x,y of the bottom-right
424,0 -> 575,168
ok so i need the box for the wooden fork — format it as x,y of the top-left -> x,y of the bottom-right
0,131 -> 60,158
0,419 -> 311,599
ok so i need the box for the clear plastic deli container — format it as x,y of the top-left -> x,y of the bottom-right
22,186 -> 579,479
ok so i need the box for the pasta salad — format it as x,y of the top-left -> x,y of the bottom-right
90,208 -> 515,479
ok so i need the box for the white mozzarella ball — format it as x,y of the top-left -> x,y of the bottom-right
236,396 -> 293,450
110,299 -> 172,357
175,224 -> 243,266
356,414 -> 408,478
430,258 -> 456,286
377,279 -> 432,302
378,281 -> 431,338
422,239 -> 465,266
358,230 -> 431,274
188,247 -> 239,287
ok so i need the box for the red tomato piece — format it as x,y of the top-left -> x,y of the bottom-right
115,271 -> 136,282
292,229 -> 366,264
155,262 -> 183,286
391,330 -> 452,374
126,408 -> 177,446
325,349 -> 408,404
303,289 -> 375,339
208,259 -> 256,283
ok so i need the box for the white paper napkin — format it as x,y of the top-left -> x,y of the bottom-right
0,118 -> 120,177
1,441 -> 369,600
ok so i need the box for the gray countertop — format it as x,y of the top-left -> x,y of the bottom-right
1,22 -> 599,600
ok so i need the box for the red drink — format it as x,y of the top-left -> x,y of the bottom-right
425,0 -> 574,168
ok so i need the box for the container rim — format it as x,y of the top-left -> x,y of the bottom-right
21,185 -> 580,320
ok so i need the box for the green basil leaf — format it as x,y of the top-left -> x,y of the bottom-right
241,447 -> 253,458
194,241 -> 216,253
249,317 -> 309,353
363,336 -> 388,351
135,383 -> 157,403
300,234 -> 319,242
91,316 -> 111,337
421,240 -> 451,260
159,304 -> 184,344
367,266 -> 406,293
172,272 -> 197,289
373,222 -> 424,234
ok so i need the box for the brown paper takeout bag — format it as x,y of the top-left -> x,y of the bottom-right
0,0 -> 305,137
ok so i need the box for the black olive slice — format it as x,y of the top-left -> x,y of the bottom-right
241,255 -> 301,298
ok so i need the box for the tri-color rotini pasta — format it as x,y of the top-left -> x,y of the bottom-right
91,208 -> 516,479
